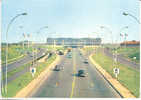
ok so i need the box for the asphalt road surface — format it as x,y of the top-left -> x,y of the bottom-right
103,48 -> 140,69
2,48 -> 47,84
2,48 -> 46,72
30,48 -> 120,98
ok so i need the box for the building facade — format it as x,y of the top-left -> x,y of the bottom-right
46,38 -> 102,46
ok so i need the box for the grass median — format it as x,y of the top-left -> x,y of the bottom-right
2,62 -> 32,81
116,47 -> 140,63
2,54 -> 57,97
92,52 -> 140,97
2,44 -> 33,64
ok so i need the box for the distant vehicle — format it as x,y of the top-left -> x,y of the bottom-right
67,48 -> 71,52
54,65 -> 60,71
27,52 -> 33,57
38,48 -> 41,50
58,51 -> 64,55
84,59 -> 88,64
78,70 -> 87,77
67,54 -> 72,58
42,52 -> 46,55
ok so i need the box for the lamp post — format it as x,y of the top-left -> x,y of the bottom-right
92,32 -> 101,57
36,26 -> 48,44
19,26 -> 25,51
22,33 -> 26,51
4,13 -> 27,94
100,26 -> 115,72
123,12 -> 140,24
36,26 -> 48,64
119,26 -> 128,48
100,26 -> 113,55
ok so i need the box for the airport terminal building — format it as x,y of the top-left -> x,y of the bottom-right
46,38 -> 102,46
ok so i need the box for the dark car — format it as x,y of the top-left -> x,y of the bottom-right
58,51 -> 64,55
54,65 -> 60,71
27,52 -> 33,57
78,70 -> 87,77
68,55 -> 72,58
84,59 -> 88,64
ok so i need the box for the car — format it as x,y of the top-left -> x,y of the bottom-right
27,52 -> 33,57
66,53 -> 72,58
78,70 -> 87,77
84,58 -> 88,63
84,60 -> 88,64
68,55 -> 72,58
67,48 -> 71,52
58,51 -> 64,55
53,65 -> 60,71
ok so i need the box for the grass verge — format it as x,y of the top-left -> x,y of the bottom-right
115,47 -> 140,63
2,54 -> 57,97
92,52 -> 140,97
2,44 -> 33,64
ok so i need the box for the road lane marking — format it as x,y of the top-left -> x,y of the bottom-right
56,82 -> 59,87
70,49 -> 76,98
90,83 -> 94,87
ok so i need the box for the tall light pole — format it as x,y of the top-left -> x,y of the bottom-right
123,12 -> 140,24
19,26 -> 25,51
113,26 -> 128,69
22,33 -> 26,51
36,26 -> 48,64
100,26 -> 113,54
119,26 -> 128,48
36,26 -> 48,44
27,34 -> 30,49
92,32 -> 100,56
4,13 -> 27,94
100,26 -> 115,71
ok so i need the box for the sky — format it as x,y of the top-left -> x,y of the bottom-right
1,0 -> 140,43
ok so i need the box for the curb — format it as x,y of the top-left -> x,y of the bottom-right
89,54 -> 136,98
14,55 -> 61,98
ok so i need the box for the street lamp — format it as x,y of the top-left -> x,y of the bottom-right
36,26 -> 48,44
119,26 -> 128,48
35,26 -> 48,65
123,12 -> 140,24
19,26 -> 25,52
100,26 -> 113,49
100,26 -> 116,74
4,12 -> 27,94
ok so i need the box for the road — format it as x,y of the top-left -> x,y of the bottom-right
103,48 -> 140,69
29,48 -> 120,98
2,48 -> 47,84
2,48 -> 46,72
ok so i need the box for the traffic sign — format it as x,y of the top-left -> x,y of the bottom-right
30,67 -> 36,77
113,68 -> 119,78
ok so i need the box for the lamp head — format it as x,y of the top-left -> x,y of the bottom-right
22,13 -> 27,15
125,26 -> 128,28
100,26 -> 104,29
123,12 -> 128,16
45,26 -> 48,28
